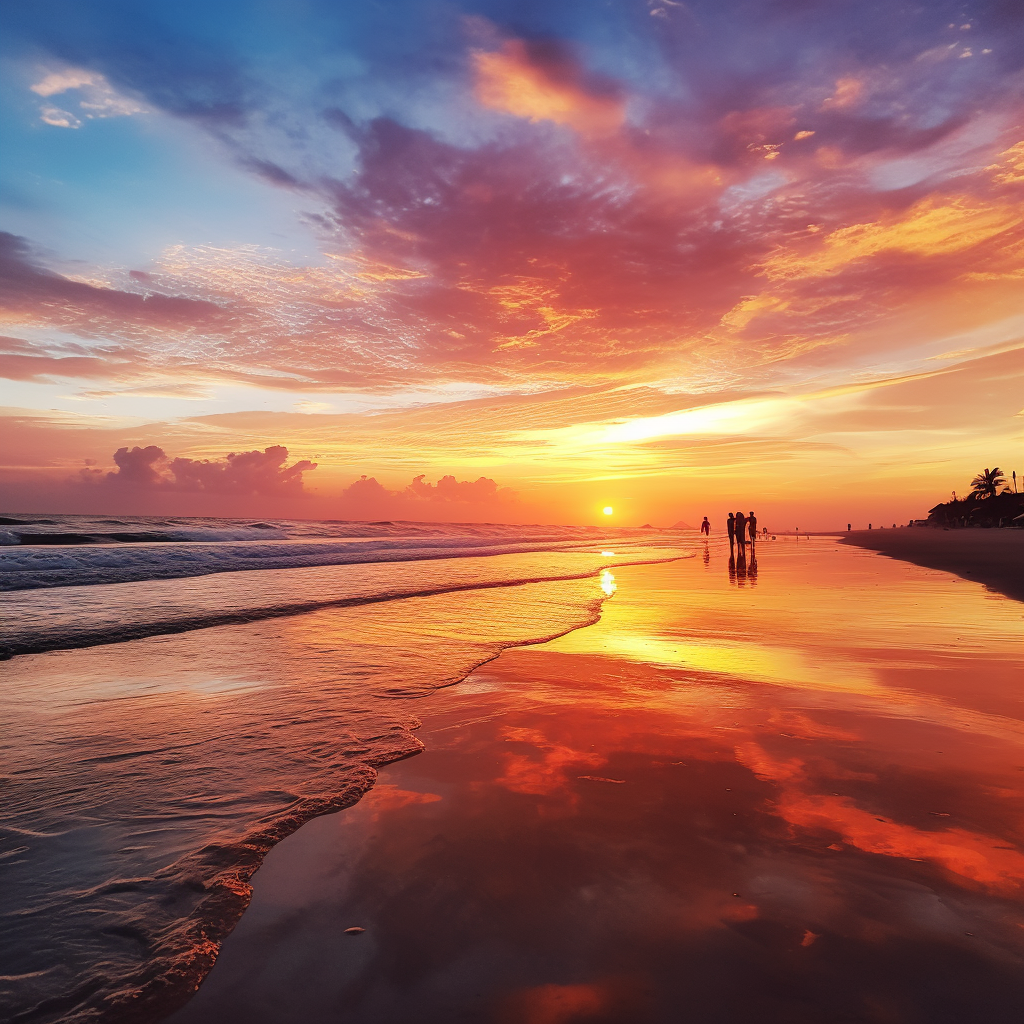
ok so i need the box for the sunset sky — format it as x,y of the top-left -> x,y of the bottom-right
1,0 -> 1022,528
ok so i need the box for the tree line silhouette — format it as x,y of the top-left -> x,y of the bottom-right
926,467 -> 1022,528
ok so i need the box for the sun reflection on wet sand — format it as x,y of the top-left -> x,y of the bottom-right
170,539 -> 1024,1024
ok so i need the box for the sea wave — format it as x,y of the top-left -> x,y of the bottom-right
0,513 -> 681,591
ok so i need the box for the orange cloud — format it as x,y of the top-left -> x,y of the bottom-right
989,139 -> 1024,184
759,196 -> 1024,282
822,77 -> 864,110
473,40 -> 625,137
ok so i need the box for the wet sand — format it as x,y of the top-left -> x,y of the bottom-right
841,529 -> 1024,604
168,541 -> 1024,1024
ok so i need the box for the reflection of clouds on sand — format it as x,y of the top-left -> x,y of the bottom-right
495,726 -> 604,797
495,545 -> 1024,909
776,791 -> 1024,892
735,740 -> 1024,892
365,784 -> 442,815
766,711 -> 861,743
497,978 -> 652,1024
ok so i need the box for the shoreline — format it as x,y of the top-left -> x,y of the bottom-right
839,529 -> 1024,604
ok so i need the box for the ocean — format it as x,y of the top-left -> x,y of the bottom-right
0,513 -> 690,1023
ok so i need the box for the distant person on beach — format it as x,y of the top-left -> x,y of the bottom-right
748,511 -> 757,542
701,517 -> 710,536
727,513 -> 736,548
734,511 -> 747,548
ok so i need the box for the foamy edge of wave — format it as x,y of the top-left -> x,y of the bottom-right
2,538 -> 607,592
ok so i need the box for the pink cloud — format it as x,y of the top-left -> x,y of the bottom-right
86,444 -> 318,496
339,472 -> 518,519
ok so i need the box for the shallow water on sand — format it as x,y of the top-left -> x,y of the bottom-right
1,549 -> 678,1023
168,539 -> 1024,1024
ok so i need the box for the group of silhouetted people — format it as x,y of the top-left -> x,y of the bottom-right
699,512 -> 761,545
698,513 -> 760,585
726,511 -> 758,548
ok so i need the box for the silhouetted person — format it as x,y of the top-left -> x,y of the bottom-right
747,511 -> 757,542
701,516 -> 710,536
734,511 -> 747,549
847,523 -> 851,531
727,513 -> 736,549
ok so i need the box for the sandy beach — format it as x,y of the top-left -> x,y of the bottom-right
841,529 -> 1024,604
166,540 -> 1024,1024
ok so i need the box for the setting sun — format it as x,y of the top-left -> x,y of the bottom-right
603,506 -> 614,515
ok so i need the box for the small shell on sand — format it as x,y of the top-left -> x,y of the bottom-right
344,926 -> 366,935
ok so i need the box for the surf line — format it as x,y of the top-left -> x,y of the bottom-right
1,553 -> 691,659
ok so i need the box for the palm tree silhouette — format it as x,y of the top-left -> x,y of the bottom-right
970,467 -> 1005,499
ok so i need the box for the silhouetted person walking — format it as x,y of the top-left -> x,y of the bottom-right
727,513 -> 735,549
734,511 -> 747,549
701,517 -> 710,536
747,511 -> 757,543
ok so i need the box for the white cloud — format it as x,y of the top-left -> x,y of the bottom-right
30,69 -> 103,97
39,106 -> 82,129
30,67 -> 146,127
